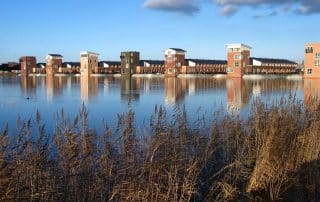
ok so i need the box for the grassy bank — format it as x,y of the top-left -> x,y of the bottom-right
0,97 -> 319,201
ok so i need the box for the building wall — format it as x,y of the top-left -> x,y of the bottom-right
46,58 -> 62,76
120,52 -> 140,76
227,50 -> 250,78
181,64 -> 227,74
80,53 -> 98,77
304,43 -> 320,78
165,53 -> 185,77
253,63 -> 297,74
20,56 -> 36,76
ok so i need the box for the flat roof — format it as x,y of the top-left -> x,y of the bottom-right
47,54 -> 63,57
80,51 -> 99,56
305,43 -> 320,46
226,43 -> 252,49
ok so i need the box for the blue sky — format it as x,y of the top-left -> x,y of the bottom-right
0,0 -> 319,63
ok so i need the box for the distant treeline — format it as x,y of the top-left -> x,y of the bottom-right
0,97 -> 319,201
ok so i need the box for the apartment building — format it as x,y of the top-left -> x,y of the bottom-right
304,43 -> 320,78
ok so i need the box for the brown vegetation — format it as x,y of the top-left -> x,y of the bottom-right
0,98 -> 320,201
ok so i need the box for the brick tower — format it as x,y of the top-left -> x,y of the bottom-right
164,48 -> 186,77
226,44 -> 251,78
80,51 -> 99,77
46,54 -> 63,76
20,56 -> 36,76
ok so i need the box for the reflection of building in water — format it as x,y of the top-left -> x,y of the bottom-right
191,78 -> 226,93
188,79 -> 196,96
254,79 -> 302,93
20,76 -> 37,96
304,79 -> 320,110
46,75 -> 54,101
120,78 -> 140,102
46,76 -> 63,102
164,78 -> 186,105
226,78 -> 251,112
80,76 -> 99,102
252,81 -> 261,98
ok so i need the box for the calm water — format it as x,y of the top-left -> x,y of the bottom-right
0,75 -> 313,133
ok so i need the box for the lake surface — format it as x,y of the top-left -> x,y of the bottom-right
0,74 -> 315,133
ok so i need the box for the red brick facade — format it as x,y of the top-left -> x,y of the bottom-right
226,44 -> 251,78
165,49 -> 186,77
304,43 -> 320,78
46,55 -> 63,76
46,58 -> 62,75
20,56 -> 36,76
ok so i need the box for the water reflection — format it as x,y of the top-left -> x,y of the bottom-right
164,77 -> 186,105
15,76 -> 307,105
5,75 -> 312,129
120,77 -> 140,102
20,76 -> 37,97
46,75 -> 63,102
80,76 -> 98,102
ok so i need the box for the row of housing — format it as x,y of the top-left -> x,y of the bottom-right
2,43 -> 315,78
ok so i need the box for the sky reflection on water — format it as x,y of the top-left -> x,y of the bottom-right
0,75 -> 310,133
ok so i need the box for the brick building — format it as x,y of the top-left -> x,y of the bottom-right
120,51 -> 140,77
304,43 -> 320,78
250,58 -> 297,74
97,61 -> 121,74
80,51 -> 99,77
20,56 -> 36,76
164,48 -> 186,77
226,44 -> 251,78
136,60 -> 165,74
182,59 -> 227,74
46,54 -> 63,76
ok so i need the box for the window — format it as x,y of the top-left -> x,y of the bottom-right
305,47 -> 313,54
234,54 -> 241,60
131,58 -> 134,64
227,67 -> 234,73
167,56 -> 172,61
316,53 -> 320,58
235,61 -> 240,67
307,69 -> 312,74
315,60 -> 320,66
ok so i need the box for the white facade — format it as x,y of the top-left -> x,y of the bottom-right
188,60 -> 196,67
45,54 -> 63,61
80,51 -> 99,57
252,59 -> 262,66
164,48 -> 186,56
226,44 -> 252,52
144,61 -> 151,67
